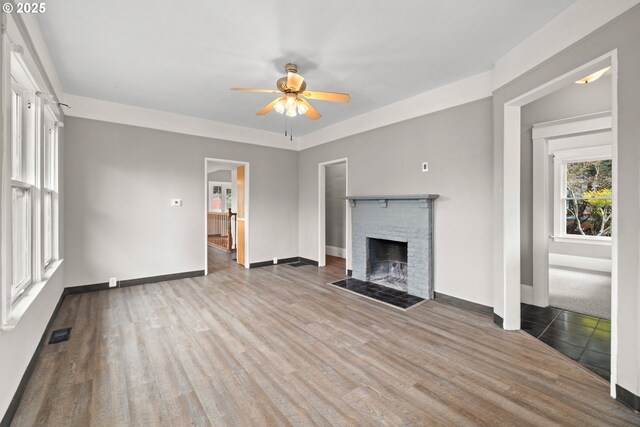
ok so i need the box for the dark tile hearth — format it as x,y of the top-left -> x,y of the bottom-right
521,304 -> 611,381
328,278 -> 424,310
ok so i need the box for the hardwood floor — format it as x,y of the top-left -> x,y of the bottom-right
207,245 -> 236,274
11,254 -> 639,426
325,255 -> 345,270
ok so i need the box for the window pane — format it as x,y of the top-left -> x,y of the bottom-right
44,127 -> 52,189
11,90 -> 22,180
565,160 -> 612,237
44,191 -> 52,264
565,160 -> 612,198
12,187 -> 31,291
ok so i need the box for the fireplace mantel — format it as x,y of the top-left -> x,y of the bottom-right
346,194 -> 439,208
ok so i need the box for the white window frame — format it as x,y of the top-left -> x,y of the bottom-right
1,44 -> 61,329
552,145 -> 612,245
9,73 -> 36,303
42,108 -> 58,268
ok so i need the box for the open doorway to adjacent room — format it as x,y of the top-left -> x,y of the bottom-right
318,158 -> 349,273
502,53 -> 617,387
204,158 -> 250,274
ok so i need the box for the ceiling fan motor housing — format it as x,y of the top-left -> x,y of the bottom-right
277,76 -> 306,93
285,63 -> 298,73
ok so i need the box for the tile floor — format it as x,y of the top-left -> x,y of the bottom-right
328,278 -> 424,310
521,304 -> 611,381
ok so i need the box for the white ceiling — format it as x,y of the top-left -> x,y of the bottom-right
37,0 -> 575,136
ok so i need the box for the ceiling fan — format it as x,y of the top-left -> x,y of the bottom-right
231,63 -> 351,121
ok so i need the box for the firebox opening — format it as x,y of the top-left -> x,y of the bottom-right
366,238 -> 408,292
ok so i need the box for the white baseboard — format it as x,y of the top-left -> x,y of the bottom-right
521,284 -> 533,305
326,245 -> 346,258
549,253 -> 611,273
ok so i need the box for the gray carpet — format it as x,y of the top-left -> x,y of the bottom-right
548,267 -> 611,319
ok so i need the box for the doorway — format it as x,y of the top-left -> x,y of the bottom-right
204,158 -> 250,273
501,51 -> 618,394
318,158 -> 349,273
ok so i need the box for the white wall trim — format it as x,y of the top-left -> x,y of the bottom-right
521,284 -> 533,305
532,111 -> 612,140
325,245 -> 346,259
299,71 -> 493,150
501,50 -> 619,396
64,94 -> 297,151
493,0 -> 639,90
549,253 -> 612,273
4,13 -> 64,121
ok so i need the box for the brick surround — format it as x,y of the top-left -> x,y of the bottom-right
348,195 -> 438,299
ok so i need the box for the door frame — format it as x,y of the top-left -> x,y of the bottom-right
501,50 -> 618,396
318,158 -> 349,274
531,112 -> 612,307
204,158 -> 250,273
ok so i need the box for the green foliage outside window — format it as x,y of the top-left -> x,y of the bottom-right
565,160 -> 612,237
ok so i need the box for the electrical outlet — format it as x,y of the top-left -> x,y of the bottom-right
422,162 -> 429,172
273,257 -> 278,264
109,277 -> 117,288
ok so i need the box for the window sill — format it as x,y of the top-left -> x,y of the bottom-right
1,259 -> 63,331
550,235 -> 612,246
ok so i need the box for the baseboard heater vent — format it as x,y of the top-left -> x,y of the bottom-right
49,328 -> 71,344
287,261 -> 310,267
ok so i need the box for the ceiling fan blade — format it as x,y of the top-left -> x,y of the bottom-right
256,98 -> 283,116
231,88 -> 281,94
299,98 -> 321,120
301,90 -> 351,103
286,72 -> 305,92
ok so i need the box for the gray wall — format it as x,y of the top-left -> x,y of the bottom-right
325,162 -> 346,249
64,117 -> 299,286
299,98 -> 494,306
493,5 -> 640,396
207,170 -> 231,182
520,74 -> 612,285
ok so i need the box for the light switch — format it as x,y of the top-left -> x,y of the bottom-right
171,198 -> 182,207
422,162 -> 429,172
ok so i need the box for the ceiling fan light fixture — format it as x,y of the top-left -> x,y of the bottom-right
296,99 -> 309,115
285,94 -> 298,116
274,97 -> 286,114
286,107 -> 297,117
231,63 -> 348,122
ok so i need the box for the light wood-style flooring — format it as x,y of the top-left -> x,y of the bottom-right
12,250 -> 640,426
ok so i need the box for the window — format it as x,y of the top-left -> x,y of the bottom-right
4,54 -> 60,308
553,146 -> 612,242
563,160 -> 612,237
10,82 -> 34,301
208,181 -> 232,212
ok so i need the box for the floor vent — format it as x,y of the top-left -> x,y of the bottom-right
287,262 -> 309,267
49,328 -> 72,344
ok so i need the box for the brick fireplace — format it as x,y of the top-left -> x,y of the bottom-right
347,195 -> 438,299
